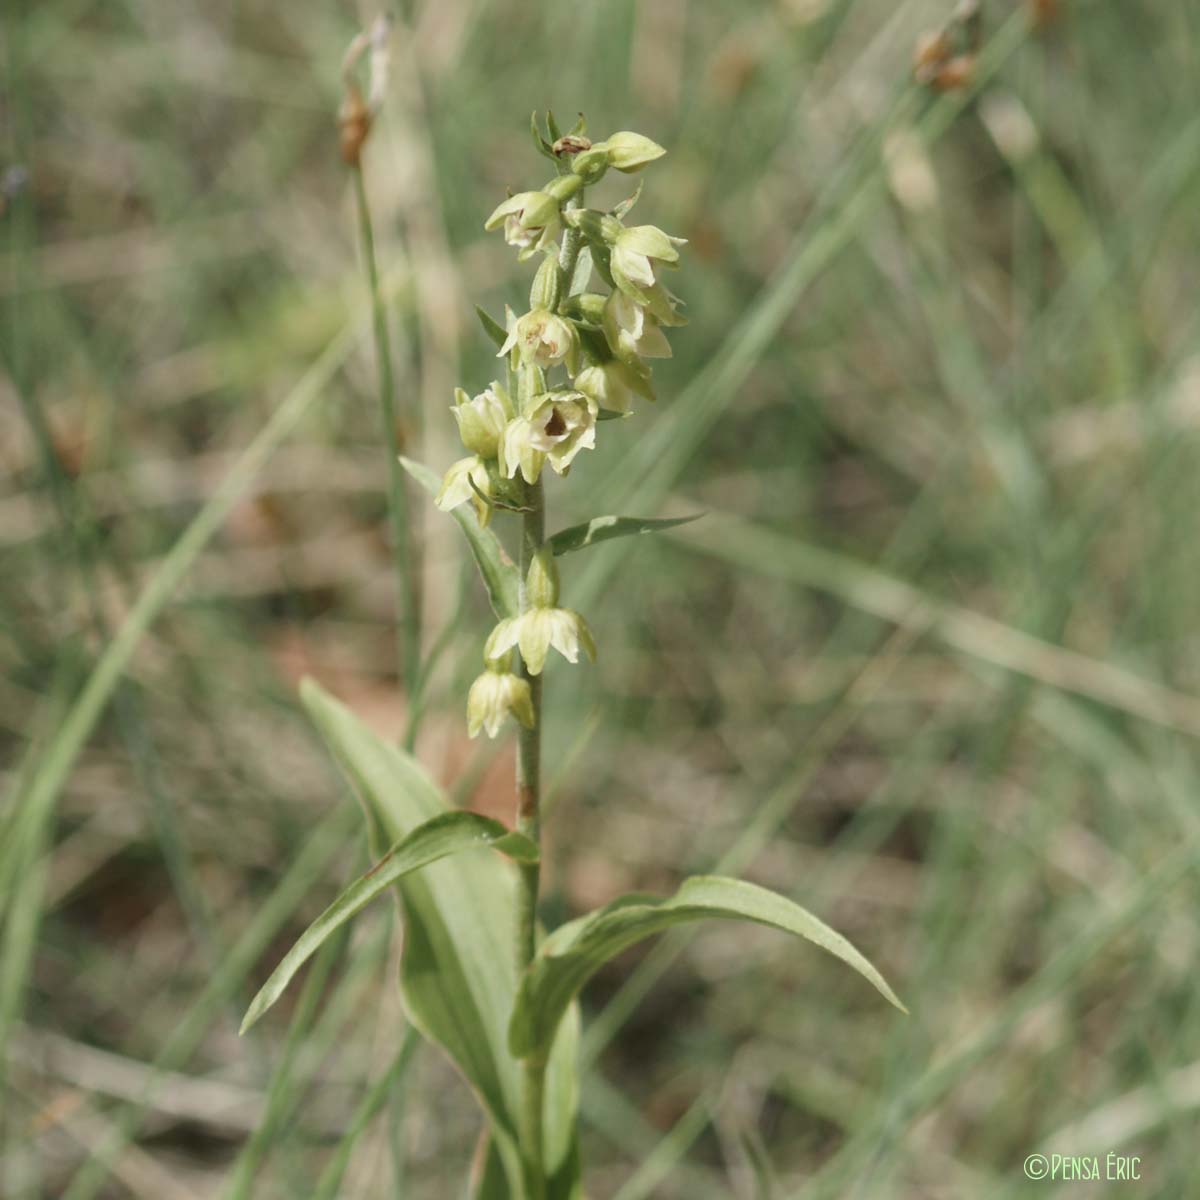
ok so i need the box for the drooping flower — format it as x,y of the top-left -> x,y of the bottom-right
610,224 -> 685,300
498,306 -> 581,373
498,417 -> 544,486
500,391 -> 598,483
435,455 -> 494,525
484,191 -> 561,260
485,608 -> 597,677
574,360 -> 654,414
452,383 -> 510,458
603,290 -> 673,366
466,654 -> 536,738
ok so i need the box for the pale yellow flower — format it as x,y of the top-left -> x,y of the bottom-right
500,391 -> 598,483
485,608 -> 597,676
498,306 -> 581,372
466,661 -> 535,738
484,191 -> 561,260
435,455 -> 493,526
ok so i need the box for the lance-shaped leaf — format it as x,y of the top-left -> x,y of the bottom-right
401,456 -> 519,617
476,304 -> 509,351
530,111 -> 555,160
509,875 -> 906,1061
547,513 -> 703,557
300,680 -> 580,1197
612,180 -> 643,222
240,812 -> 538,1034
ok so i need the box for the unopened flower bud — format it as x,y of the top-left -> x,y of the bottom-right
570,147 -> 610,185
529,257 -> 563,313
595,131 -> 666,173
452,385 -> 509,458
544,174 -> 583,204
466,655 -> 535,738
562,292 -> 608,325
526,547 -> 560,609
561,208 -> 625,246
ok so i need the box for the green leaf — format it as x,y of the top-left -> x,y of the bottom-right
530,111 -> 555,160
470,1139 -> 510,1200
400,456 -> 519,617
300,680 -> 580,1198
544,1000 -> 583,1199
476,304 -> 509,351
301,679 -> 525,1190
473,1134 -> 581,1200
240,812 -> 538,1034
547,513 -> 704,557
509,875 -> 906,1061
545,109 -> 562,142
611,180 -> 643,222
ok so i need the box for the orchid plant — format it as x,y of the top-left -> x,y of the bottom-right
242,110 -> 904,1199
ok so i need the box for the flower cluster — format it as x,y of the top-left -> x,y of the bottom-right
435,120 -> 685,737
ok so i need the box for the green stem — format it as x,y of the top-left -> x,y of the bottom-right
352,166 -> 422,743
514,475 -> 545,970
515,474 -> 546,1199
514,185 -> 586,1200
557,193 -> 585,288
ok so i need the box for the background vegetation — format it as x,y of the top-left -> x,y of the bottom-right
4,0 -> 1199,1195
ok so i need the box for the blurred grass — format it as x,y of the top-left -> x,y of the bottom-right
4,0 -> 1200,1196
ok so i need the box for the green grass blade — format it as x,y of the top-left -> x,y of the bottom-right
312,1031 -> 419,1200
609,1091 -> 714,1200
5,315 -> 360,955
674,515 -> 1200,736
224,922 -> 351,1200
59,803 -> 359,1200
0,664 -> 76,1077
241,811 -> 538,1034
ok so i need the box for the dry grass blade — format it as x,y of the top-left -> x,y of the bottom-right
676,515 -> 1200,738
